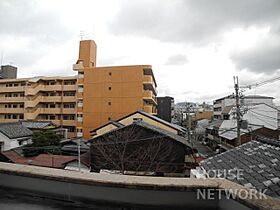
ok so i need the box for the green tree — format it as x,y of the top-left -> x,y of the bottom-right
23,130 -> 61,157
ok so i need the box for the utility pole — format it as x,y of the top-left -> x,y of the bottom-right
186,102 -> 193,148
234,76 -> 241,146
78,138 -> 81,172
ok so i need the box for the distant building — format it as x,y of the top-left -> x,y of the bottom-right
0,76 -> 77,138
0,122 -> 33,151
213,95 -> 274,120
157,96 -> 174,122
205,103 -> 280,150
0,65 -> 17,79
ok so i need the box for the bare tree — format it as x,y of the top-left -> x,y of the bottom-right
90,124 -> 186,174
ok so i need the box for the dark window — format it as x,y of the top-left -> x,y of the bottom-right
108,102 -> 111,106
109,72 -> 112,76
108,87 -> 111,90
108,117 -> 111,120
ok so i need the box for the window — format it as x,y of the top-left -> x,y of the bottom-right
64,80 -> 76,85
50,104 -> 55,108
109,72 -> 112,76
77,100 -> 83,108
78,85 -> 84,93
12,104 -> 17,108
20,104 -> 24,108
63,92 -> 75,96
78,72 -> 84,79
12,115 -> 17,119
49,92 -> 56,96
108,102 -> 111,105
108,87 -> 111,90
64,103 -> 75,108
49,115 -> 55,120
108,117 -> 111,120
14,83 -> 19,87
19,114 -> 24,119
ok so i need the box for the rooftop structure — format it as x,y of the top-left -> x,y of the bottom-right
199,137 -> 280,198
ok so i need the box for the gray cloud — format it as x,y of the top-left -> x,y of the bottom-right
0,1 -> 72,42
0,0 -> 73,71
109,0 -> 280,45
165,54 -> 188,65
109,0 -> 280,74
231,34 -> 280,73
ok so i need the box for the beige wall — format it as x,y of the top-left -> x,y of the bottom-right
118,113 -> 177,134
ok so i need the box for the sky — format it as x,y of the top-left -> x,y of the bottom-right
0,0 -> 280,104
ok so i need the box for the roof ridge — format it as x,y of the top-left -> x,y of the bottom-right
256,136 -> 280,147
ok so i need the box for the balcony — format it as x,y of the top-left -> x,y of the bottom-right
143,105 -> 157,115
0,86 -> 25,93
143,91 -> 157,105
0,97 -> 25,103
62,96 -> 76,102
62,108 -> 76,114
63,85 -> 77,91
0,108 -> 24,114
73,63 -> 84,71
143,75 -> 156,91
61,120 -> 76,126
43,96 -> 62,103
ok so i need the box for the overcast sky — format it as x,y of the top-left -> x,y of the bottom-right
1,0 -> 280,104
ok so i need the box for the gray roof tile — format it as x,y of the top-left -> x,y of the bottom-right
0,122 -> 33,139
200,136 -> 280,198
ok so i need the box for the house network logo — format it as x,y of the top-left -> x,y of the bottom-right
196,168 -> 268,200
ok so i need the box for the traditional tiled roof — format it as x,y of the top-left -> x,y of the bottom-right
90,120 -> 191,147
90,110 -> 187,135
0,122 -> 33,139
28,154 -> 77,169
200,136 -> 280,198
19,120 -> 56,129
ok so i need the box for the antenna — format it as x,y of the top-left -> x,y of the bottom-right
79,31 -> 90,40
0,52 -> 3,67
79,31 -> 85,40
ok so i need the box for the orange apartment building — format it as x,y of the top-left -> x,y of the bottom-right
73,40 -> 157,139
0,39 -> 157,139
0,76 -> 77,137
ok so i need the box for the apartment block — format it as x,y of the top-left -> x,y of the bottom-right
73,40 -> 157,139
213,95 -> 274,120
157,96 -> 174,122
0,76 -> 77,137
0,65 -> 17,79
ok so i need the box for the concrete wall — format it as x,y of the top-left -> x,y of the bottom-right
0,163 -> 278,209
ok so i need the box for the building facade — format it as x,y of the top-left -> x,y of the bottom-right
213,95 -> 274,120
73,40 -> 157,139
0,76 -> 77,137
156,96 -> 174,122
0,65 -> 17,79
0,40 -> 157,139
